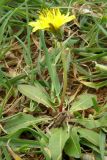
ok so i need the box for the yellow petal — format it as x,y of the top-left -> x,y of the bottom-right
28,22 -> 38,27
65,15 -> 76,23
32,27 -> 39,32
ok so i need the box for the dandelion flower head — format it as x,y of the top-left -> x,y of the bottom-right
29,8 -> 75,32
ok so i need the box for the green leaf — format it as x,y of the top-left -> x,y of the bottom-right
78,128 -> 99,146
48,127 -> 69,160
64,127 -> 81,158
80,80 -> 107,89
99,114 -> 107,127
4,113 -> 49,134
99,130 -> 106,160
70,93 -> 96,112
0,137 -> 40,148
81,140 -> 100,153
0,0 -> 12,6
2,146 -> 12,160
74,118 -> 101,129
18,84 -> 55,108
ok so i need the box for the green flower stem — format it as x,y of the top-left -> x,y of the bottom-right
40,31 -> 60,98
59,42 -> 67,112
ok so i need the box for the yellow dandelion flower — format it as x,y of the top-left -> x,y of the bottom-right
28,8 -> 75,32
